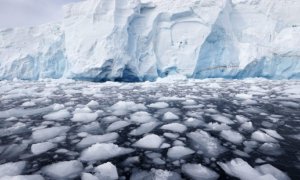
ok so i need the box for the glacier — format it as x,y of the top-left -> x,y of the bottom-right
0,0 -> 300,81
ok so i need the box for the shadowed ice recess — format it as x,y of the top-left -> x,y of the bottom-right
0,78 -> 299,179
0,0 -> 300,82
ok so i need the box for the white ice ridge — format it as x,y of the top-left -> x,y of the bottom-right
0,0 -> 300,81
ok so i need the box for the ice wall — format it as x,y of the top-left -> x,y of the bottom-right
0,24 -> 66,80
0,0 -> 299,81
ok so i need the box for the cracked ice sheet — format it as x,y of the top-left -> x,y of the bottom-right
0,79 -> 299,179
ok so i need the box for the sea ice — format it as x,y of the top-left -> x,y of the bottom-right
110,101 -> 146,116
182,163 -> 219,180
210,115 -> 234,124
130,111 -> 154,124
218,158 -> 276,180
187,130 -> 226,157
220,130 -> 244,144
31,142 -> 57,155
0,175 -> 44,180
255,164 -> 291,180
251,131 -> 278,143
129,122 -> 159,136
86,100 -> 99,108
71,112 -> 98,123
148,102 -> 169,109
163,112 -> 179,121
106,120 -> 130,132
258,143 -> 283,156
0,161 -> 27,177
261,129 -> 284,140
42,160 -> 83,179
236,115 -> 250,123
95,162 -> 118,180
160,123 -> 187,133
133,134 -> 164,149
206,122 -> 231,131
80,143 -> 134,162
76,133 -> 119,148
167,146 -> 194,160
32,126 -> 70,142
43,109 -> 71,121
81,173 -> 98,180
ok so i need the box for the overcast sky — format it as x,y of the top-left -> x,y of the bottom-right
0,0 -> 82,28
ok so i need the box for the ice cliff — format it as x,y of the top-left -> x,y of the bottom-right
0,0 -> 299,81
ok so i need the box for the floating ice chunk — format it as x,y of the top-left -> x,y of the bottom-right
236,94 -> 253,99
0,175 -> 44,180
182,163 -> 219,180
258,143 -> 283,156
210,115 -> 234,125
52,104 -> 65,111
133,134 -> 164,149
106,121 -> 130,132
164,133 -> 179,139
81,173 -> 98,180
130,111 -> 154,124
184,118 -> 204,127
240,122 -> 254,131
74,107 -> 93,113
0,105 -> 54,118
95,162 -> 118,180
233,150 -> 250,158
103,116 -> 121,123
182,100 -> 197,105
42,160 -> 83,179
218,158 -> 276,180
86,100 -> 99,108
77,121 -> 101,134
110,101 -> 146,116
187,130 -> 226,157
71,112 -> 98,123
80,143 -> 134,162
0,161 -> 26,177
236,115 -> 250,123
129,122 -> 159,136
151,169 -> 181,180
148,102 -> 169,109
255,164 -> 291,180
43,109 -> 71,121
167,146 -> 194,160
261,129 -> 284,140
220,130 -> 244,144
206,122 -> 231,131
31,142 -> 57,155
77,133 -> 119,149
21,101 -> 36,107
251,131 -> 278,143
0,122 -> 28,137
280,101 -> 299,108
163,112 -> 179,121
160,123 -> 187,133
32,126 -> 70,142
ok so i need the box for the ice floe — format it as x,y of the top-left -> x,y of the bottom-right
133,134 -> 164,149
42,160 -> 83,179
80,143 -> 134,162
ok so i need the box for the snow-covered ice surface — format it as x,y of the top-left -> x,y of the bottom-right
0,78 -> 299,179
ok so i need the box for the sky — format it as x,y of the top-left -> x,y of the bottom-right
0,0 -> 82,28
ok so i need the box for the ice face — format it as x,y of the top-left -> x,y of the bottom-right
0,0 -> 299,81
